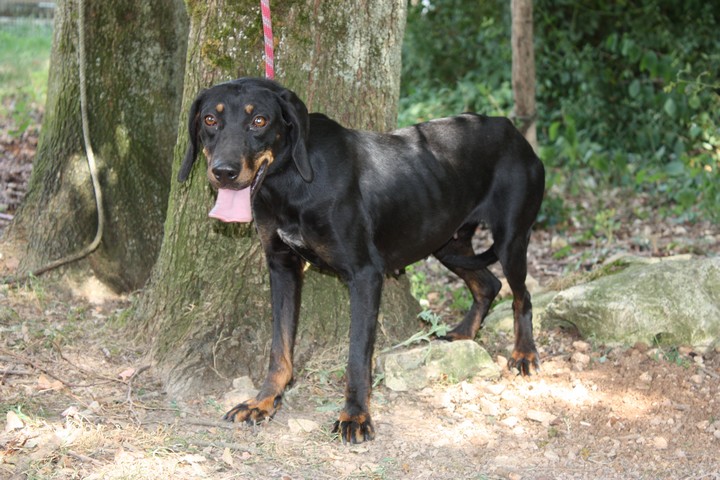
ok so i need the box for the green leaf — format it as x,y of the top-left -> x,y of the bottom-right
549,121 -> 561,141
665,161 -> 685,176
688,95 -> 701,109
640,51 -> 658,76
629,79 -> 641,98
663,97 -> 677,117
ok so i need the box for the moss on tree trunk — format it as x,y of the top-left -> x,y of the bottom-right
3,0 -> 187,291
136,0 -> 419,397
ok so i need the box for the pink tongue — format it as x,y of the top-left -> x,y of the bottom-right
209,188 -> 253,222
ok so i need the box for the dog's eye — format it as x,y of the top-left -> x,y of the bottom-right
204,115 -> 217,127
252,116 -> 267,128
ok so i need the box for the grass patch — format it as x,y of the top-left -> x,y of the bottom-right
0,19 -> 53,135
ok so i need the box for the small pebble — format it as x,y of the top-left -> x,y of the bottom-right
496,355 -> 508,370
571,352 -> 590,366
653,436 -> 668,450
696,420 -> 710,431
572,340 -> 590,352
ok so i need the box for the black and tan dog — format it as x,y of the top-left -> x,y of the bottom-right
179,77 -> 545,443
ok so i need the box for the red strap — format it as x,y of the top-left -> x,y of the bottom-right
260,0 -> 274,79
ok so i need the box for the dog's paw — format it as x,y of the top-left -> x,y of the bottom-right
223,395 -> 282,424
332,411 -> 375,444
508,349 -> 541,376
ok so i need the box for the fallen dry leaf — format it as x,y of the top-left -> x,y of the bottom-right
221,447 -> 234,466
288,418 -> 319,434
37,374 -> 64,391
5,411 -> 24,432
118,367 -> 136,381
61,406 -> 80,418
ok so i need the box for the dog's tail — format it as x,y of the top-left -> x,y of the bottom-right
440,247 -> 498,271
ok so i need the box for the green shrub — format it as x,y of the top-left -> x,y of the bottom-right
400,0 -> 720,225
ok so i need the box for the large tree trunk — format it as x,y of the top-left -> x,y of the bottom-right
2,0 -> 187,291
511,0 -> 537,152
136,0 -> 419,398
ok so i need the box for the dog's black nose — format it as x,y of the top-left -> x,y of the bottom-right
212,166 -> 239,186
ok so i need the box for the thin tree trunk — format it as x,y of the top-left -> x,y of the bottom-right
136,0 -> 419,398
3,0 -> 187,291
512,0 -> 538,152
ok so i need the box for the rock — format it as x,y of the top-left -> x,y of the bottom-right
479,397 -> 500,416
496,355 -> 508,370
484,383 -> 506,396
696,420 -> 710,431
483,291 -> 559,333
232,376 -> 256,391
526,409 -> 557,426
653,436 -> 669,450
222,376 -> 259,410
501,416 -> 519,428
544,258 -> 720,348
571,352 -> 590,366
543,449 -> 560,462
376,340 -> 500,392
572,340 -> 590,352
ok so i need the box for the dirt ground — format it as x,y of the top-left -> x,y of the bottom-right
2,106 -> 720,479
1,273 -> 719,480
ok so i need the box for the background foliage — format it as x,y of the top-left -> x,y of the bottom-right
401,0 -> 720,225
0,20 -> 52,135
2,2 -> 718,227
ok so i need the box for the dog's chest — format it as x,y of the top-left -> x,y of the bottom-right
277,228 -> 305,251
277,228 -> 328,268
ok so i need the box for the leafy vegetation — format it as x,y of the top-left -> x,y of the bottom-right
401,0 -> 720,225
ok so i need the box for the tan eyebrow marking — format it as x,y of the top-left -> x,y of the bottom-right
216,103 -> 225,113
244,104 -> 254,114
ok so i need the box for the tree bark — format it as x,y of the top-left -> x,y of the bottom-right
511,0 -> 538,152
136,0 -> 419,398
2,0 -> 188,291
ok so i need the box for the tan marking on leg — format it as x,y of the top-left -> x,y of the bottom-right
338,411 -> 367,424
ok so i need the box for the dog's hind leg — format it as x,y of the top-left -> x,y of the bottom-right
433,224 -> 502,341
495,229 -> 540,375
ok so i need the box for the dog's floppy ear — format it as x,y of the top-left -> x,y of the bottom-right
276,89 -> 313,183
178,91 -> 205,182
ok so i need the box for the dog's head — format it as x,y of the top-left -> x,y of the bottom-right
178,78 -> 313,192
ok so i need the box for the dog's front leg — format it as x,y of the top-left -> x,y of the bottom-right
333,267 -> 383,443
224,251 -> 303,424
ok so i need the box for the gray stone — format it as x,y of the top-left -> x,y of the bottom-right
544,257 -> 720,349
376,340 -> 500,391
483,291 -> 558,333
